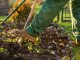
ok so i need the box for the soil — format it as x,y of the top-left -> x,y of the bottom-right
0,22 -> 74,60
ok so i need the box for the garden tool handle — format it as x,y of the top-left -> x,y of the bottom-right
24,0 -> 38,29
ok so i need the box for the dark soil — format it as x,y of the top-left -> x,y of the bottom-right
0,23 -> 74,60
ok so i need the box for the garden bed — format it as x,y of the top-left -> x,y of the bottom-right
0,22 -> 74,60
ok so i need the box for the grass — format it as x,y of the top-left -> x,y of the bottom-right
72,46 -> 80,60
0,16 -> 6,20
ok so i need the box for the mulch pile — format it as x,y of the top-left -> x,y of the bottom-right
0,23 -> 74,60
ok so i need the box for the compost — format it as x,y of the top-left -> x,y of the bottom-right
0,22 -> 74,60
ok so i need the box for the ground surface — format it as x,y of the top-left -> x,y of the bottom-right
0,12 -> 80,60
0,21 -> 74,60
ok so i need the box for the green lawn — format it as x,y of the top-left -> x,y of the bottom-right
72,46 -> 80,60
0,16 -> 6,20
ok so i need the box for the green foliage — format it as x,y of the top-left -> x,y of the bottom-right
0,48 -> 7,53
